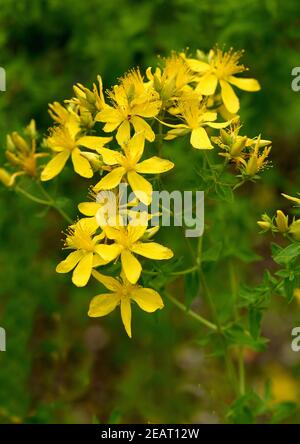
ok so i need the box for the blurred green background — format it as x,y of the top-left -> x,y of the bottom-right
1,0 -> 300,424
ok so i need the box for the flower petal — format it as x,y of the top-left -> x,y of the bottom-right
186,58 -> 210,73
93,167 -> 125,191
136,156 -> 174,174
131,116 -> 155,142
120,298 -> 132,338
127,223 -> 148,243
71,148 -> 93,178
220,80 -> 239,114
190,127 -> 213,149
126,132 -> 145,164
72,251 -> 94,287
131,242 -> 174,260
196,73 -> 218,95
78,202 -> 100,216
88,292 -> 120,317
127,171 -> 152,205
94,243 -> 122,262
41,150 -> 70,181
116,120 -> 131,145
131,287 -> 164,312
77,136 -> 112,150
56,250 -> 84,273
97,147 -> 124,165
228,76 -> 261,92
121,249 -> 142,284
92,270 -> 122,291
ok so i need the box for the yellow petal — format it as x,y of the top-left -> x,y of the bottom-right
92,270 -> 122,291
186,58 -> 210,73
94,243 -> 122,262
131,116 -> 155,142
131,242 -> 173,260
220,80 -> 239,114
88,293 -> 120,317
196,73 -> 218,95
128,223 -> 148,243
127,171 -> 152,205
71,148 -> 93,178
97,147 -> 124,165
77,135 -> 112,150
121,249 -> 142,284
120,298 -> 132,337
206,121 -> 231,129
136,156 -> 174,174
131,287 -> 164,312
93,254 -> 109,267
78,202 -> 100,217
116,119 -> 131,145
41,150 -> 70,181
126,132 -> 145,164
93,166 -> 125,191
96,106 -> 122,125
72,252 -> 94,287
56,250 -> 84,273
190,127 -> 213,149
228,76 -> 261,92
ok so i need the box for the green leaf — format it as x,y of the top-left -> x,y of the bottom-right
272,242 -> 300,265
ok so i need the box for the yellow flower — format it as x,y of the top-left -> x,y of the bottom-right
146,52 -> 194,104
89,270 -> 164,337
56,218 -> 107,287
95,222 -> 173,284
93,132 -> 174,204
5,120 -> 47,178
48,102 -> 71,125
187,48 -> 260,113
96,69 -> 162,144
213,122 -> 271,163
78,189 -> 138,227
41,115 -> 112,181
239,137 -> 271,177
282,193 -> 300,206
71,75 -> 106,114
163,98 -> 230,149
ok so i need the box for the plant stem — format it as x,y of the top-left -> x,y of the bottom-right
37,182 -> 73,224
165,292 -> 218,331
15,183 -> 73,224
197,236 -> 238,395
238,347 -> 245,395
229,260 -> 246,396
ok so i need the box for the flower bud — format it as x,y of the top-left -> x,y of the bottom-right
0,168 -> 13,187
289,219 -> 300,241
275,210 -> 289,233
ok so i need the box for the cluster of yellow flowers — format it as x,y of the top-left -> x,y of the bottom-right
258,194 -> 300,241
0,48 -> 267,336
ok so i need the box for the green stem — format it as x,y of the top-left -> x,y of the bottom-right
238,348 -> 245,395
229,260 -> 246,396
197,236 -> 238,395
165,292 -> 218,331
15,183 -> 72,224
37,182 -> 73,224
15,186 -> 50,205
